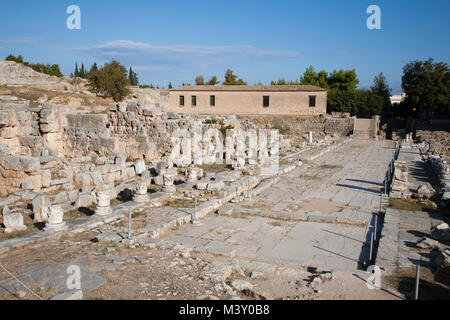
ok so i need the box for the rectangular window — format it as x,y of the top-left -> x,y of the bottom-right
210,95 -> 215,107
179,95 -> 185,106
191,95 -> 197,106
309,95 -> 316,107
263,96 -> 270,107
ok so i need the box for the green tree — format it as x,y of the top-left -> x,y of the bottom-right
299,66 -> 328,88
89,62 -> 98,73
223,69 -> 247,85
271,78 -> 287,85
370,72 -> 391,113
327,69 -> 359,91
79,63 -> 86,78
300,66 -> 318,86
195,75 -> 205,85
87,60 -> 130,101
365,92 -> 385,115
5,54 -> 24,64
75,63 -> 79,77
168,82 -> 173,89
402,58 -> 450,116
128,67 -> 139,86
207,76 -> 219,85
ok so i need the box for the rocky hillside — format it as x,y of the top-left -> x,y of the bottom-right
0,60 -> 85,91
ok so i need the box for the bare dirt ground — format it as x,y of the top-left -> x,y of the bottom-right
0,85 -> 112,112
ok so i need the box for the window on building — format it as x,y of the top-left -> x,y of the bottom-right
309,95 -> 316,107
210,95 -> 215,107
263,96 -> 270,107
179,95 -> 185,106
192,95 -> 197,106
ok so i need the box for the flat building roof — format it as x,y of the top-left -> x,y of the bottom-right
170,85 -> 327,92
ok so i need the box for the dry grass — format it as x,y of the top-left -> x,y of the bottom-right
164,198 -> 194,208
384,266 -> 450,300
0,86 -> 111,109
199,163 -> 233,173
388,198 -> 444,214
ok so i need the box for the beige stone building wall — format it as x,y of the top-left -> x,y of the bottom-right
167,86 -> 327,115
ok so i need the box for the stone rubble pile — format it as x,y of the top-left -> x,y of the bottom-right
428,155 -> 450,201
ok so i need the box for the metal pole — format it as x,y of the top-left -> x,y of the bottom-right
384,174 -> 387,195
193,197 -> 197,223
374,213 -> 378,242
369,231 -> 374,263
128,207 -> 132,239
379,192 -> 383,213
414,261 -> 420,300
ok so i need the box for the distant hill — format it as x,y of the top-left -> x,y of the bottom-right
0,60 -> 86,91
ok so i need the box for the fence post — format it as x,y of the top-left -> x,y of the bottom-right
379,192 -> 383,213
414,261 -> 420,300
384,174 -> 387,195
194,197 -> 197,222
128,207 -> 132,239
374,213 -> 378,242
369,231 -> 374,264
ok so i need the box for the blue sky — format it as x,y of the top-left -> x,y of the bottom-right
0,0 -> 449,93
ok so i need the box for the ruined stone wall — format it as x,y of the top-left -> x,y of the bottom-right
64,113 -> 119,158
0,103 -> 42,156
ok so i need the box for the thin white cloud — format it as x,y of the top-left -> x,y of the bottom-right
0,38 -> 35,44
71,40 -> 302,69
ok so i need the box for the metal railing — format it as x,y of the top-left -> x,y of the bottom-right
367,141 -> 401,267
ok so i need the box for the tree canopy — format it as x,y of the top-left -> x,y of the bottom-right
223,69 -> 247,85
401,58 -> 449,116
206,76 -> 219,85
5,54 -> 63,77
128,67 -> 139,86
87,60 -> 130,101
195,75 -> 205,85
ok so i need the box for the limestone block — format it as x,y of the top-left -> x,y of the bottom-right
133,180 -> 148,203
207,181 -> 225,192
187,167 -> 202,181
41,170 -> 51,188
47,205 -> 64,224
32,194 -> 50,223
162,173 -> 176,193
67,190 -> 78,202
135,159 -> 146,175
74,193 -> 93,209
74,172 -> 93,187
114,152 -> 127,167
156,161 -> 168,175
196,179 -> 209,191
20,174 -> 42,190
431,223 -> 450,242
122,166 -> 135,179
153,175 -> 164,186
2,206 -> 26,233
44,205 -> 66,231
0,155 -> 40,173
102,172 -> 116,184
91,171 -> 104,187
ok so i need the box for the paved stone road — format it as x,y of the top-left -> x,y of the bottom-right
165,139 -> 396,272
